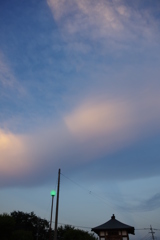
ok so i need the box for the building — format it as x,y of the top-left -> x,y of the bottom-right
92,214 -> 135,240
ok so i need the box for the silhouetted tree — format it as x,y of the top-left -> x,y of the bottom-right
0,211 -> 97,240
11,211 -> 49,240
11,229 -> 33,240
0,213 -> 15,240
57,225 -> 97,240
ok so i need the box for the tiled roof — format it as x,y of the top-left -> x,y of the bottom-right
92,214 -> 135,235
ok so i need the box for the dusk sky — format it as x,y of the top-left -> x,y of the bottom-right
0,0 -> 160,239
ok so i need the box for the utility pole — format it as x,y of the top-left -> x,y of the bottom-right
54,169 -> 61,240
149,225 -> 155,240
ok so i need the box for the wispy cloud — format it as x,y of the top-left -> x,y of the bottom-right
117,192 -> 160,212
47,0 -> 159,47
0,51 -> 25,95
0,129 -> 30,180
64,99 -> 130,139
0,52 -> 16,88
64,85 -> 160,141
1,84 -> 160,188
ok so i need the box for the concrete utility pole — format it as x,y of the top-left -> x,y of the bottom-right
149,225 -> 155,240
54,169 -> 61,240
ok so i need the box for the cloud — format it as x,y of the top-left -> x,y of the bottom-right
117,192 -> 160,212
0,130 -> 30,178
0,52 -> 15,88
64,100 -> 130,138
47,0 -> 159,46
1,83 -> 160,188
0,124 -> 80,188
143,193 -> 160,211
64,84 -> 160,142
0,51 -> 25,95
0,0 -> 160,191
63,98 -> 136,157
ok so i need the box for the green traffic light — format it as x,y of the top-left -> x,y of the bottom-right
50,190 -> 56,196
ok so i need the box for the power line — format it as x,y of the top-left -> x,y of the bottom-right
60,172 -> 160,236
136,229 -> 160,231
61,172 -> 113,207
139,233 -> 151,240
51,220 -> 92,229
136,226 -> 160,240
50,222 -> 160,233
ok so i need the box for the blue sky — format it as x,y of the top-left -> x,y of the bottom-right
0,0 -> 160,238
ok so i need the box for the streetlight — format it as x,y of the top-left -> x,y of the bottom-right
49,190 -> 56,240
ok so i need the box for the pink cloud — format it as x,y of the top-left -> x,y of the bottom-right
0,130 -> 30,177
64,99 -> 132,140
1,85 -> 160,187
47,0 -> 159,44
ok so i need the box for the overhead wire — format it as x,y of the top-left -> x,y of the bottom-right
59,172 -> 160,235
60,172 -> 153,224
138,233 -> 151,240
61,172 -> 113,208
51,220 -> 92,229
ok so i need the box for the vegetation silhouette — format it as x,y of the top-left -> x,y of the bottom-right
0,211 -> 97,240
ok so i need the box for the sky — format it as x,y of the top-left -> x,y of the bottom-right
0,0 -> 160,239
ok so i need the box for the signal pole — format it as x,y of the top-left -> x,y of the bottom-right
49,190 -> 56,240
